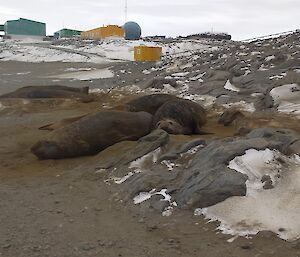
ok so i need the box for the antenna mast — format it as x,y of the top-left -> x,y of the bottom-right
125,0 -> 128,22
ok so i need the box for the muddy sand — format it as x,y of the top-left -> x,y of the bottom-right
0,90 -> 300,257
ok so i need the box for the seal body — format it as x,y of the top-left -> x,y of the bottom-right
0,85 -> 92,102
31,111 -> 153,159
124,94 -> 179,115
153,99 -> 207,135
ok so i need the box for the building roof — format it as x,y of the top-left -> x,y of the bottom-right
6,18 -> 45,25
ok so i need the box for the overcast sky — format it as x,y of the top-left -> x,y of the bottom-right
0,0 -> 299,40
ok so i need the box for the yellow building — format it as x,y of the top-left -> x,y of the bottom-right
134,46 -> 162,62
81,25 -> 125,40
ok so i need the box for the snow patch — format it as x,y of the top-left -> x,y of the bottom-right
195,149 -> 300,241
51,68 -> 114,81
270,84 -> 300,116
224,80 -> 240,92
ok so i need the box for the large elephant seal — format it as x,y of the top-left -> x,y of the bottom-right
152,99 -> 207,135
123,94 -> 179,115
31,111 -> 153,159
0,85 -> 93,102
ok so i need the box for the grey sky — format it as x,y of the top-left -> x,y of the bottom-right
0,0 -> 299,40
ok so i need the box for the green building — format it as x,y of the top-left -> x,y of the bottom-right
0,25 -> 4,32
4,18 -> 46,39
54,28 -> 82,39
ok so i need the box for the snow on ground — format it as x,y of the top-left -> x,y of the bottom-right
270,84 -> 300,116
224,80 -> 240,92
0,44 -> 107,63
0,38 -> 218,63
49,68 -> 114,81
195,149 -> 300,241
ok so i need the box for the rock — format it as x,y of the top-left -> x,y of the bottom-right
189,81 -> 228,96
109,129 -> 169,177
149,195 -> 170,212
274,70 -> 300,86
230,64 -> 246,77
218,109 -> 245,126
175,128 -> 300,208
222,57 -> 238,71
254,93 -> 274,110
159,139 -> 206,161
143,77 -> 178,89
284,140 -> 300,155
261,175 -> 274,189
204,70 -> 231,82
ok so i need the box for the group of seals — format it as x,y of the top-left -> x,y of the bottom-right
31,94 -> 207,159
0,85 -> 94,103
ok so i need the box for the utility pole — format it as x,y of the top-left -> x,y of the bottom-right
125,0 -> 128,22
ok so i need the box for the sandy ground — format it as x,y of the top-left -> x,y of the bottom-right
0,61 -> 300,257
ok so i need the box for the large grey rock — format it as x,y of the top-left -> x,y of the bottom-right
204,70 -> 231,82
175,128 -> 300,208
98,129 -> 169,171
189,81 -> 228,96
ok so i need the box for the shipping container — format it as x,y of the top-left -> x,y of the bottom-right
134,46 -> 162,62
81,25 -> 125,40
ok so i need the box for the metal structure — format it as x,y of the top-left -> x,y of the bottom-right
241,29 -> 299,42
54,28 -> 82,39
0,25 -> 4,32
123,21 -> 141,40
81,25 -> 125,40
4,18 -> 46,39
125,0 -> 128,22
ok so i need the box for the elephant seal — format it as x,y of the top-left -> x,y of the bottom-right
39,94 -> 180,131
0,85 -> 93,102
31,111 -> 153,159
123,94 -> 179,115
38,114 -> 88,131
152,99 -> 207,135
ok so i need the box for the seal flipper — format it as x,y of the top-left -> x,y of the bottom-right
38,114 -> 88,131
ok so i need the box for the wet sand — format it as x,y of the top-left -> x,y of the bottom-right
0,89 -> 299,257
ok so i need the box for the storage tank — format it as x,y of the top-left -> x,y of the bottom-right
123,21 -> 141,40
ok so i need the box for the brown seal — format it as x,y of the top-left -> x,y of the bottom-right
31,111 -> 153,159
0,85 -> 93,102
123,94 -> 179,115
152,99 -> 207,135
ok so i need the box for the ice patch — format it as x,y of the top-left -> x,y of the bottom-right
224,80 -> 240,92
269,72 -> 287,80
223,101 -> 255,113
0,102 -> 7,111
52,68 -> 114,81
270,84 -> 300,116
264,55 -> 275,62
107,148 -> 161,184
16,71 -> 31,75
171,72 -> 189,77
133,188 -> 177,216
195,149 -> 300,241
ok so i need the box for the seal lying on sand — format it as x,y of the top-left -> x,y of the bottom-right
31,111 -> 153,159
123,94 -> 179,115
39,94 -> 180,130
0,85 -> 94,102
152,99 -> 207,134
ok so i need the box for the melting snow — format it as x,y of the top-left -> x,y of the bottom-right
195,149 -> 300,241
51,68 -> 114,80
224,80 -> 240,92
270,84 -> 300,116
